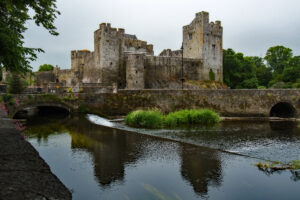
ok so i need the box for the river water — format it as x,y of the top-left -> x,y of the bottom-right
24,114 -> 300,200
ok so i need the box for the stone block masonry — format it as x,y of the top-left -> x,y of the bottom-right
29,11 -> 223,91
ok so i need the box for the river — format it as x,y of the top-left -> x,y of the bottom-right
24,113 -> 300,200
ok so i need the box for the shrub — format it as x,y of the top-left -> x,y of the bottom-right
209,69 -> 215,81
1,93 -> 15,105
8,73 -> 25,94
125,109 -> 221,128
125,109 -> 164,129
258,86 -> 266,89
165,109 -> 220,127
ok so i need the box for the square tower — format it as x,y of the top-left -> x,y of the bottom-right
183,11 -> 223,81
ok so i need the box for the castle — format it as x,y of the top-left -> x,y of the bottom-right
27,11 -> 223,91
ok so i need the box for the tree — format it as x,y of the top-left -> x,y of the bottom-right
0,0 -> 60,74
282,56 -> 300,83
249,56 -> 272,87
264,46 -> 293,73
0,67 -> 2,82
223,49 -> 258,89
7,73 -> 25,94
38,64 -> 54,72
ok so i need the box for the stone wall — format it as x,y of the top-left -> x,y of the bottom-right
36,11 -> 223,89
183,11 -> 223,81
78,89 -> 300,117
144,56 -> 203,88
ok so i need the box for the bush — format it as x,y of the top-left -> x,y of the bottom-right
165,109 -> 220,127
125,109 -> 221,128
209,69 -> 215,81
1,93 -> 15,105
258,86 -> 266,89
8,73 -> 25,94
125,109 -> 164,129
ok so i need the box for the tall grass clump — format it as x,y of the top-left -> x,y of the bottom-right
165,109 -> 220,127
125,109 -> 164,129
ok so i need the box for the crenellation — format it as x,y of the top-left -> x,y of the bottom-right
35,11 -> 223,90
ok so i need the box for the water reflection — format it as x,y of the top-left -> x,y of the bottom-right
25,115 -> 300,199
25,115 -> 226,197
180,145 -> 222,196
67,117 -> 143,186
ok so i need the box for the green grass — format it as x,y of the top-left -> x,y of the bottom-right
125,109 -> 220,129
165,109 -> 220,127
125,109 -> 164,129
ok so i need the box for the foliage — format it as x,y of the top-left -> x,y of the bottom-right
209,69 -> 215,81
223,49 -> 258,89
7,73 -> 25,94
38,64 -> 54,72
251,56 -> 272,87
264,46 -> 293,73
125,109 -> 164,129
0,67 -> 2,81
68,88 -> 72,93
223,46 -> 300,89
39,93 -> 61,101
0,0 -> 60,74
164,109 -> 220,127
258,86 -> 266,89
125,109 -> 220,129
0,93 -> 15,106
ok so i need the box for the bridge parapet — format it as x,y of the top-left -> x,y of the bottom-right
2,89 -> 300,118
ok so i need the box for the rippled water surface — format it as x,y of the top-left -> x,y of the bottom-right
25,114 -> 300,200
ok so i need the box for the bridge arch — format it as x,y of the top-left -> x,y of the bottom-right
269,102 -> 297,118
12,102 -> 73,119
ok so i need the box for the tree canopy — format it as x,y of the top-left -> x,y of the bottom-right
38,64 -> 54,72
264,46 -> 293,73
224,46 -> 300,89
0,0 -> 60,74
223,49 -> 258,89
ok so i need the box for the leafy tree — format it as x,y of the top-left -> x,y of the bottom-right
249,56 -> 272,87
264,46 -> 293,73
223,49 -> 258,88
0,0 -> 60,74
38,64 -> 54,72
8,73 -> 25,94
282,56 -> 300,83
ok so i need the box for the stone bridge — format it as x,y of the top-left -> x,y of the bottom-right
6,89 -> 300,118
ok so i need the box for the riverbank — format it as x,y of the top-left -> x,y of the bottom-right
0,107 -> 71,199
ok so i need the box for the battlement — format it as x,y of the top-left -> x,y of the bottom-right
99,23 -> 125,35
71,50 -> 93,59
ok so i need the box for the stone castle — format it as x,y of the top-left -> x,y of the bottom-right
4,11 -> 223,91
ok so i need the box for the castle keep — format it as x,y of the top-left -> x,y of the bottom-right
36,11 -> 223,90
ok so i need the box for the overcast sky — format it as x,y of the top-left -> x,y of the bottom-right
24,0 -> 300,71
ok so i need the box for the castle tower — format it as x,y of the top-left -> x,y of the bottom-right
183,11 -> 223,81
94,23 -> 125,85
125,53 -> 145,89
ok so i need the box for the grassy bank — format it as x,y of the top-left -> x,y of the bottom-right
125,109 -> 220,129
